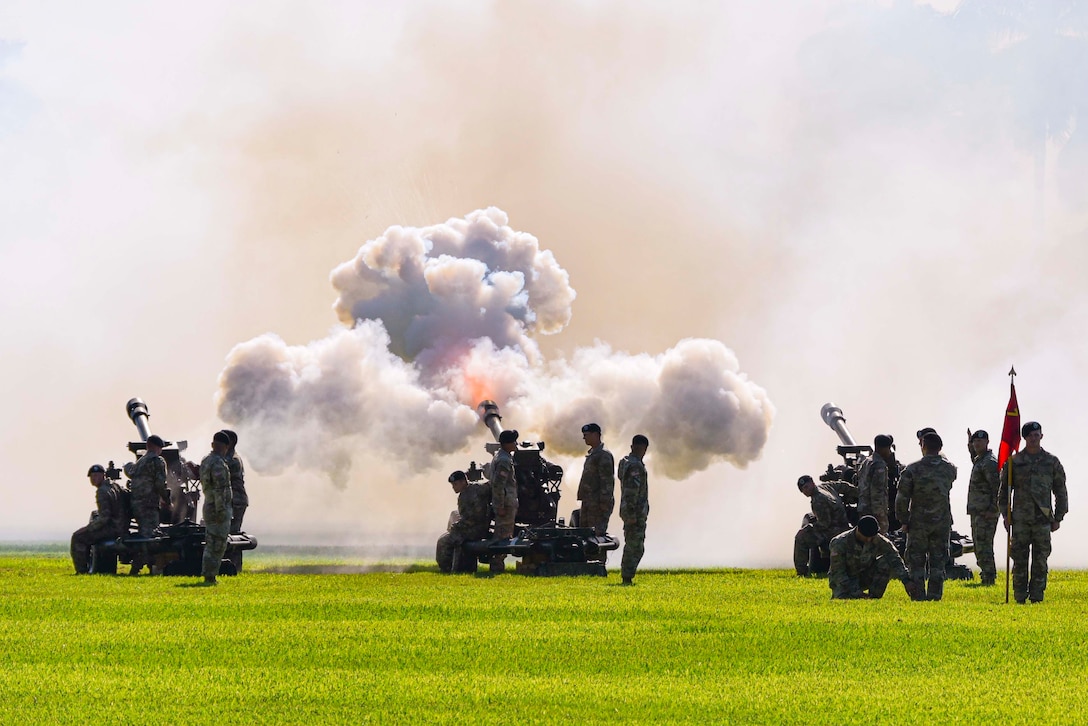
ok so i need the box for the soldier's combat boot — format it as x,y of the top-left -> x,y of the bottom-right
489,556 -> 505,575
980,575 -> 996,586
926,577 -> 944,602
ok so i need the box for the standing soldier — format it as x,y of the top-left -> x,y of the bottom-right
70,465 -> 126,574
200,431 -> 233,586
999,421 -> 1068,604
794,474 -> 851,577
436,470 -> 492,573
577,423 -> 615,536
828,516 -> 917,600
856,435 -> 895,533
896,431 -> 957,601
220,430 -> 248,534
618,435 -> 650,585
489,429 -> 519,574
966,429 -> 1000,586
127,434 -> 169,575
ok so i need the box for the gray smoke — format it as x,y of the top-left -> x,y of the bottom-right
216,208 -> 774,483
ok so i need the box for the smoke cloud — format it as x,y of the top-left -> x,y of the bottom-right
216,207 -> 773,484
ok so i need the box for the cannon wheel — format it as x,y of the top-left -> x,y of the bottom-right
89,545 -> 117,575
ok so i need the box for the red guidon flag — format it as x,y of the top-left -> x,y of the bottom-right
997,379 -> 1020,471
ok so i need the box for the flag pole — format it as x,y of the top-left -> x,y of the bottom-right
1004,365 -> 1017,604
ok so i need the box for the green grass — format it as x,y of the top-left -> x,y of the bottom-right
2,553 -> 1086,725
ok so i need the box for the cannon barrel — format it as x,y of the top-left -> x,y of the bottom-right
820,402 -> 858,447
476,400 -> 503,442
126,397 -> 152,442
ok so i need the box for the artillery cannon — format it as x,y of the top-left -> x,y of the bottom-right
800,402 -> 973,580
451,400 -> 619,576
86,398 -> 257,576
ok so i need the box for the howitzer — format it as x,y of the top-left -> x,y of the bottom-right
85,398 -> 257,576
450,400 -> 618,576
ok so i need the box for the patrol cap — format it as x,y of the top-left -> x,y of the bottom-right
448,470 -> 467,483
874,434 -> 894,449
213,431 -> 231,446
970,430 -> 989,441
1021,421 -> 1042,436
858,515 -> 879,537
581,423 -> 602,434
220,429 -> 239,446
146,434 -> 165,448
797,475 -> 814,490
498,429 -> 519,445
915,427 -> 936,441
87,464 -> 106,476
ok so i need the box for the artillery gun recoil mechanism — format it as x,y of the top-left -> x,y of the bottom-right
87,398 -> 257,576
453,400 -> 619,576
801,402 -> 973,580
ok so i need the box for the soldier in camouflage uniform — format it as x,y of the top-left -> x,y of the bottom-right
127,434 -> 169,575
220,430 -> 249,534
966,429 -> 1000,586
998,421 -> 1068,604
436,470 -> 492,573
855,434 -> 896,533
70,464 -> 127,574
488,429 -> 519,573
577,423 -> 615,536
618,435 -> 650,585
895,432 -> 957,601
794,474 -> 850,577
200,431 -> 233,585
829,515 -> 917,599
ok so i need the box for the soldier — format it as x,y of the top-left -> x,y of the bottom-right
618,435 -> 650,585
436,470 -> 492,573
794,474 -> 850,577
577,423 -> 615,536
855,434 -> 895,533
896,431 -> 957,601
127,433 -> 169,575
220,429 -> 248,534
966,429 -> 1000,586
828,515 -> 917,599
489,429 -> 519,574
998,421 -> 1068,604
70,465 -> 126,574
199,431 -> 233,585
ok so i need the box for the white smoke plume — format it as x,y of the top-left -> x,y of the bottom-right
216,207 -> 774,484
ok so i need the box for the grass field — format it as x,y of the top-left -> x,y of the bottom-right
2,549 -> 1087,725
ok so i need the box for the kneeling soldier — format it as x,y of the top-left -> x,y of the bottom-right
436,470 -> 492,573
794,474 -> 850,577
70,465 -> 126,574
829,515 -> 918,600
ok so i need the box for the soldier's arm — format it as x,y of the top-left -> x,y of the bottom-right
835,479 -> 858,504
875,537 -> 909,583
154,458 -> 169,499
984,458 -> 1001,512
95,486 -> 110,518
619,468 -> 643,521
214,459 -> 231,490
997,461 -> 1010,515
1053,458 -> 1069,523
894,470 -> 913,528
600,452 -> 616,510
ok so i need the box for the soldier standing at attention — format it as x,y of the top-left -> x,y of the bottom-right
618,435 -> 650,585
436,470 -> 492,573
794,474 -> 850,577
966,429 -> 1000,586
828,515 -> 917,599
70,465 -> 126,574
577,423 -> 615,536
999,421 -> 1068,604
220,430 -> 248,534
489,429 -> 519,573
200,431 -> 233,585
127,434 -> 169,575
896,431 -> 957,601
856,435 -> 895,533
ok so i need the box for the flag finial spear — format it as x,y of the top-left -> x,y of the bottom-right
1009,365 -> 1017,378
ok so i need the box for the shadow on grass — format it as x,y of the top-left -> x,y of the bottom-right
255,563 -> 440,575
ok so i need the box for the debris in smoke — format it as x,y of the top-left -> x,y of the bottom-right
216,208 -> 774,484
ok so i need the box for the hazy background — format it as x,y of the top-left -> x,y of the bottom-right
2,1 -> 1086,567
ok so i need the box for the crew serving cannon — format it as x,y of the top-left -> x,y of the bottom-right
86,398 -> 257,575
449,400 -> 619,576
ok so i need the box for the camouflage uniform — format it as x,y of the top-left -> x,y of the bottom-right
226,449 -> 248,534
828,529 -> 910,599
128,450 -> 168,574
490,449 -> 518,539
794,483 -> 850,576
618,454 -> 649,582
895,454 -> 957,600
436,483 -> 492,573
998,449 -> 1068,603
967,449 -> 1000,584
200,451 -> 233,579
577,443 -> 615,535
856,454 -> 890,533
70,479 -> 126,574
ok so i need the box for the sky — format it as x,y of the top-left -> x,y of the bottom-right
2,0 -> 1086,567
